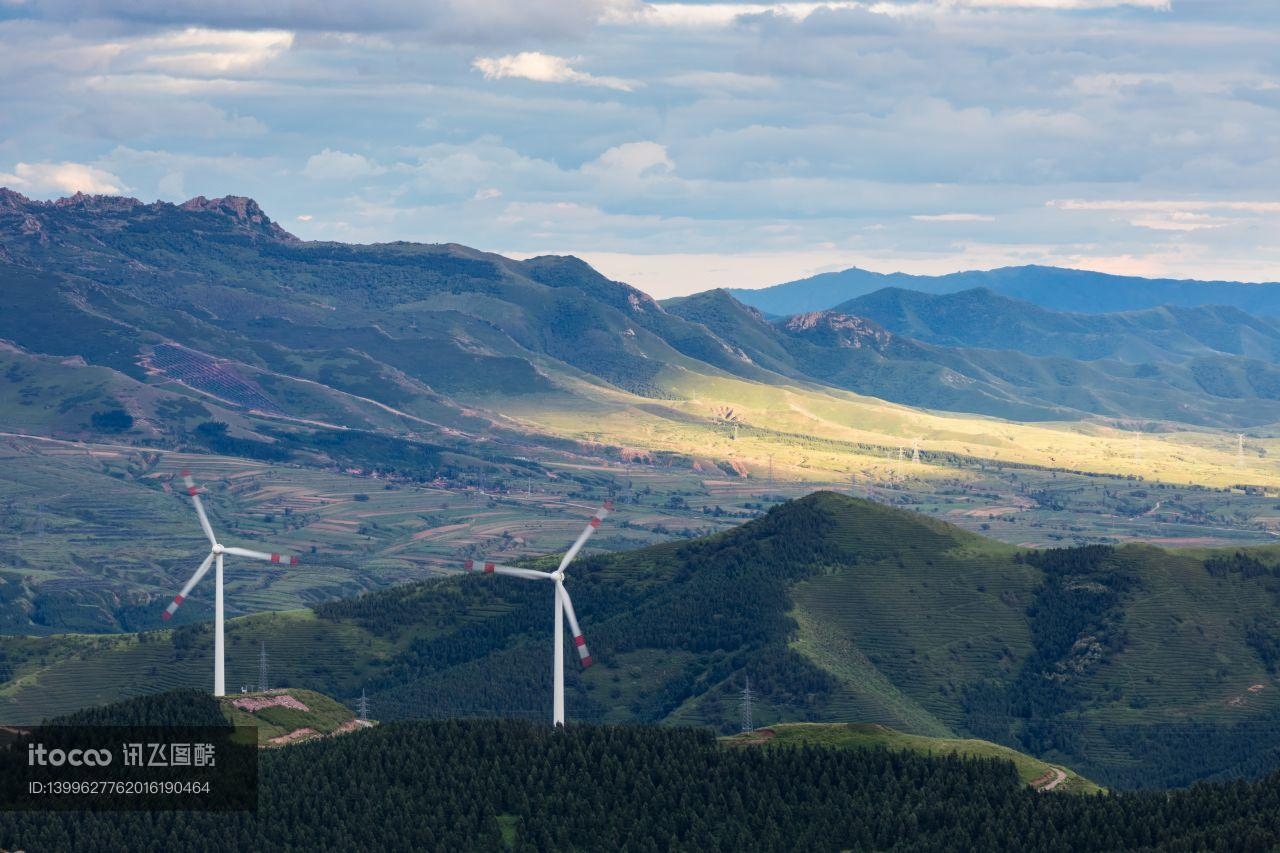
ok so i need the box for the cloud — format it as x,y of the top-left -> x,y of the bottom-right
664,71 -> 779,92
4,0 -> 635,40
473,187 -> 503,199
582,141 -> 674,178
135,27 -> 293,75
1050,198 -> 1279,233
472,52 -> 638,91
0,161 -> 128,195
303,149 -> 386,181
912,212 -> 995,221
608,0 -> 1169,29
1050,199 -> 1280,214
940,0 -> 1170,8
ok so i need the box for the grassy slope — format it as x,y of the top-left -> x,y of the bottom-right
725,722 -> 1102,795
219,687 -> 360,746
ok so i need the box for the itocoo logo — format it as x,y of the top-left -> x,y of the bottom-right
27,744 -> 113,766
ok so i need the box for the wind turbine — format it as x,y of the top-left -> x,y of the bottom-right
462,500 -> 612,726
162,469 -> 300,697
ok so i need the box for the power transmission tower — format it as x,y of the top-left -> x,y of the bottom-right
740,677 -> 754,734
357,688 -> 370,722
258,642 -> 268,693
911,438 -> 920,465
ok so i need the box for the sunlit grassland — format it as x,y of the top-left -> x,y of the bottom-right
499,367 -> 1280,490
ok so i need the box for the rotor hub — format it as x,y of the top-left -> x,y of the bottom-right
212,543 -> 225,554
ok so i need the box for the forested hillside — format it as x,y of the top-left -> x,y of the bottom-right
3,692 -> 1280,852
7,493 -> 1280,790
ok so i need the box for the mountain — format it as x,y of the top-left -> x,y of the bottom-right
7,493 -> 1280,790
667,288 -> 1280,426
0,189 -> 772,405
838,287 -> 1280,364
728,264 -> 1280,317
9,186 -> 1280,451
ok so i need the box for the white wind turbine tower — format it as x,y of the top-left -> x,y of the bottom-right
162,469 -> 301,697
462,499 -> 613,726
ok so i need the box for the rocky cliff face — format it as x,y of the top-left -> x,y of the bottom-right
783,311 -> 893,350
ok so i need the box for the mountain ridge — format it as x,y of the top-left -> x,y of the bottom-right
728,263 -> 1280,317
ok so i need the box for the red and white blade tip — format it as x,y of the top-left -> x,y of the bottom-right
570,631 -> 592,667
269,553 -> 300,565
161,594 -> 185,621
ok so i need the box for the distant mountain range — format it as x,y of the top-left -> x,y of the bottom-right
6,187 -> 1280,436
728,264 -> 1280,317
835,287 -> 1280,364
667,288 -> 1280,426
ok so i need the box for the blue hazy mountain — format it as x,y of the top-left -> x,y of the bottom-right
728,265 -> 1280,317
834,287 -> 1280,364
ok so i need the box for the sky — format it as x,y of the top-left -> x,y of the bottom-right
1,0 -> 1278,297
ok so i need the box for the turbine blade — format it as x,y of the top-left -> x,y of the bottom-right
462,560 -> 552,581
223,545 -> 300,565
556,500 -> 613,573
181,469 -> 216,545
558,584 -> 593,668
162,552 -> 215,621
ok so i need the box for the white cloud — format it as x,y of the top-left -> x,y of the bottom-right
942,0 -> 1169,8
608,0 -> 1168,29
473,187 -> 503,199
912,212 -> 995,221
2,0 -> 635,40
665,71 -> 779,92
0,161 -> 128,195
303,149 -> 386,181
1050,199 -> 1277,233
1050,199 -> 1280,214
136,28 -> 294,76
582,141 -> 674,178
472,52 -> 638,91
296,214 -> 314,221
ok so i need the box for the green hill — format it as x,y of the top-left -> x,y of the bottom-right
725,722 -> 1101,795
5,493 -> 1280,789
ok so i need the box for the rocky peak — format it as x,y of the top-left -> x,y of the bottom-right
52,192 -> 145,213
0,187 -> 30,212
784,311 -> 893,349
178,195 -> 297,241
